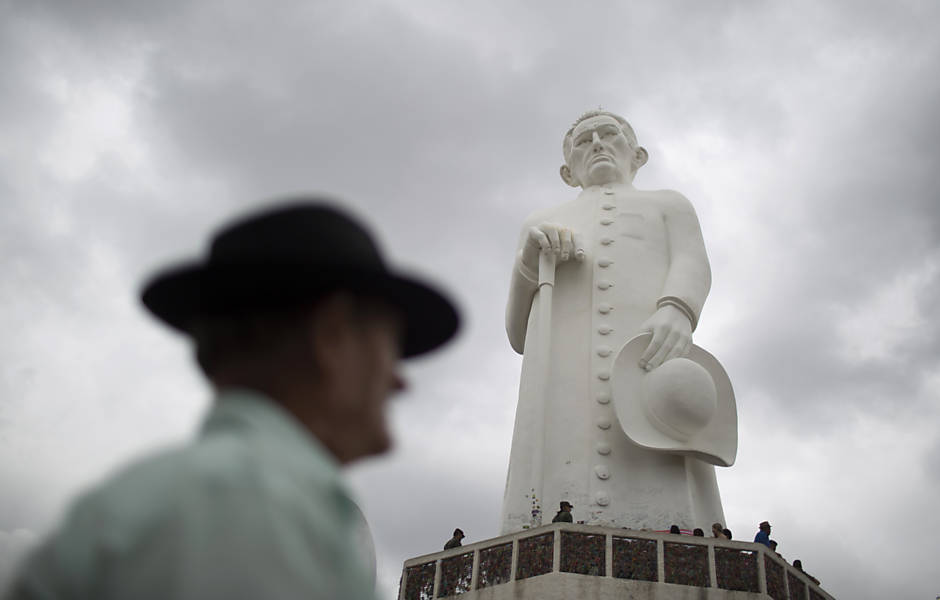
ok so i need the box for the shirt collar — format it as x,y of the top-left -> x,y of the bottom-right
200,387 -> 345,486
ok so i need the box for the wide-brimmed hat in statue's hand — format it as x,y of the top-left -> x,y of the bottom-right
611,333 -> 737,466
141,199 -> 459,357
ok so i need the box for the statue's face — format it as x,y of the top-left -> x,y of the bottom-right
566,115 -> 637,187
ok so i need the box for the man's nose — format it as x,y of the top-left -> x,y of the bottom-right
591,131 -> 602,148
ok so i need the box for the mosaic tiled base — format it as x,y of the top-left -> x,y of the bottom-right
788,571 -> 809,600
516,533 -> 554,580
663,542 -> 709,587
404,561 -> 436,600
478,542 -> 512,589
404,526 -> 836,600
714,547 -> 759,593
612,536 -> 657,582
560,532 -> 606,576
438,552 -> 473,597
764,555 -> 787,600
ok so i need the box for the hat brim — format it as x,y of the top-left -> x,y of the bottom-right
611,333 -> 737,466
141,262 -> 459,358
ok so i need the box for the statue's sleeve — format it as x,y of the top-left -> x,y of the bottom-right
661,192 -> 711,329
506,220 -> 539,354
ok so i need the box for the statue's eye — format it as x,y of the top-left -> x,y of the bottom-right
576,137 -> 590,146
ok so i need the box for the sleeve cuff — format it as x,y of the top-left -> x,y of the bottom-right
657,296 -> 699,331
517,257 -> 539,285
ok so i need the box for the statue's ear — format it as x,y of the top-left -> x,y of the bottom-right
634,146 -> 649,170
560,164 -> 579,187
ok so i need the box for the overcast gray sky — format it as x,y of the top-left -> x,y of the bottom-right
1,0 -> 938,598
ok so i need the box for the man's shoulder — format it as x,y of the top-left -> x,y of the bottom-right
13,433 -> 367,600
67,432 -> 269,532
521,204 -> 564,229
86,426 -> 342,528
640,188 -> 694,211
113,432 -> 252,486
7,440 -> 253,596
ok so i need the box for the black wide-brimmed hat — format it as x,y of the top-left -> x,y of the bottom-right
141,200 -> 459,357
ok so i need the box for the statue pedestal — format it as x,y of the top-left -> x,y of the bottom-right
399,523 -> 834,600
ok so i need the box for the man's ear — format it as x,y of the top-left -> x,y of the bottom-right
633,146 -> 649,170
559,164 -> 579,187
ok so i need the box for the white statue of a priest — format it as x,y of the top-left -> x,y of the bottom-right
501,110 -> 737,534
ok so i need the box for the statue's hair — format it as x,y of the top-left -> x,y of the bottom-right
562,109 -> 639,162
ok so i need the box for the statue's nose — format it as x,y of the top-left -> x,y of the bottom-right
591,131 -> 602,148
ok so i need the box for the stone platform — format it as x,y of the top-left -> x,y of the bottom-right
399,523 -> 834,600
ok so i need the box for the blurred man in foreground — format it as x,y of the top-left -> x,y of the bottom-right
5,200 -> 459,600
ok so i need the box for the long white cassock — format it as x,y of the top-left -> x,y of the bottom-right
501,182 -> 724,534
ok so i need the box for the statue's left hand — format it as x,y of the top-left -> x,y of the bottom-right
638,305 -> 692,370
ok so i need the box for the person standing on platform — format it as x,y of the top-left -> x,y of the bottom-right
552,501 -> 574,523
712,523 -> 728,539
444,529 -> 465,550
754,521 -> 772,548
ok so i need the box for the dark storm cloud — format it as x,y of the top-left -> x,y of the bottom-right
925,435 -> 940,483
109,0 -> 569,314
720,31 -> 940,429
14,0 -> 181,30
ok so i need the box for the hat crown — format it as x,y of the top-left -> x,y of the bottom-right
209,203 -> 384,270
642,358 -> 717,442
611,333 -> 737,466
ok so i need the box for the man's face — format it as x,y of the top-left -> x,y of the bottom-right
566,115 -> 638,187
320,299 -> 405,463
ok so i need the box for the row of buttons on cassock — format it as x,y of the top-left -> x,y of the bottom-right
593,189 -> 617,506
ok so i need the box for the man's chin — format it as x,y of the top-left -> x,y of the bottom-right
374,434 -> 393,455
337,430 -> 393,464
584,164 -> 624,185
363,432 -> 394,460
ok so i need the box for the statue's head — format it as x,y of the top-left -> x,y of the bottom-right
560,110 -> 649,188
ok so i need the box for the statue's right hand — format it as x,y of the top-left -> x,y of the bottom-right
522,223 -> 585,272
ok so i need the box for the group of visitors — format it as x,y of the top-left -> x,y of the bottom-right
667,522 -> 732,539
443,513 -> 819,587
662,519 -> 819,585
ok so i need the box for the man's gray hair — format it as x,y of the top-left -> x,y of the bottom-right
562,109 -> 639,163
191,308 -> 314,378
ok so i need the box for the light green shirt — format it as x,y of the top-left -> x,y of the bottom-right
6,389 -> 376,600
